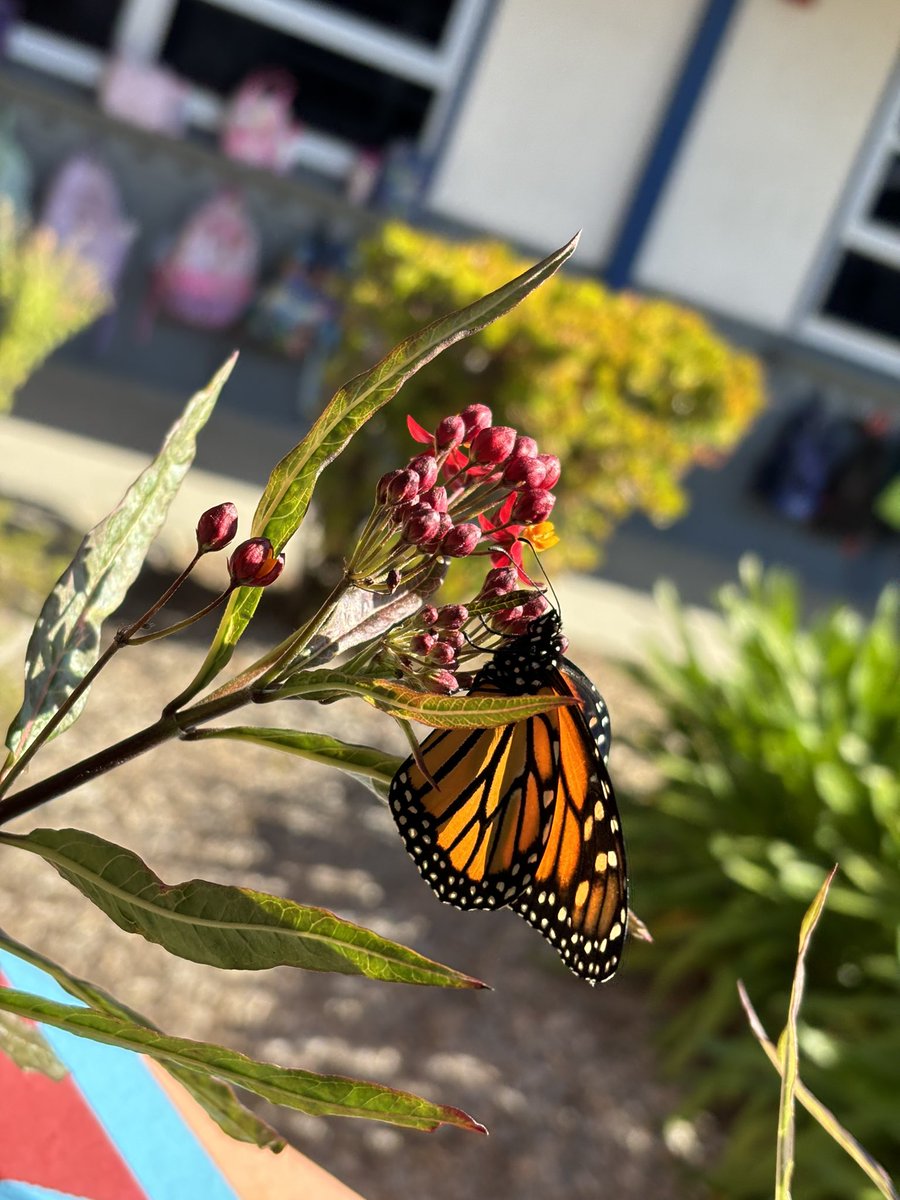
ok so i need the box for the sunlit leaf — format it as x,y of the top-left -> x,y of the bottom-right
0,829 -> 484,988
189,727 -> 402,787
3,354 -> 236,770
271,670 -> 576,727
0,986 -> 486,1132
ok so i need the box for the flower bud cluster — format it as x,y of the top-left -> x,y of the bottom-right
350,403 -> 561,596
382,584 -> 554,694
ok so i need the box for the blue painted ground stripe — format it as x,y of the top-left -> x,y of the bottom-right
0,951 -> 238,1200
0,1184 -> 90,1200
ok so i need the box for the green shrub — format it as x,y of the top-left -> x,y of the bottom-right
0,201 -> 109,413
624,559 -> 900,1198
322,222 -> 764,576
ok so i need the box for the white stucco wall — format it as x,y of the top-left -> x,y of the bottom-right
636,0 -> 900,332
429,0 -> 703,267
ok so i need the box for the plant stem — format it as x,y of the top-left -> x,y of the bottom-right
0,680 -> 257,828
0,554 -> 203,799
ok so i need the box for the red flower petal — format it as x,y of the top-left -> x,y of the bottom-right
406,414 -> 434,444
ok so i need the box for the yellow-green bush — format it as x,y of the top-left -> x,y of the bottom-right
0,202 -> 109,413
322,222 -> 764,572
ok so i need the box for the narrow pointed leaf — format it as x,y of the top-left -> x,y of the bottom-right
3,354 -> 237,767
184,235 -> 580,700
190,727 -> 402,786
0,1008 -> 68,1080
0,829 -> 484,988
0,987 -> 486,1133
738,980 -> 897,1200
776,866 -> 837,1200
272,670 -> 576,727
0,927 -> 281,1148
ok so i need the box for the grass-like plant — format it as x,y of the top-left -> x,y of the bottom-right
624,559 -> 899,1198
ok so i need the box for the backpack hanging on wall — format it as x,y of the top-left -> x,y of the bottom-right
220,69 -> 302,174
38,152 -> 137,295
149,190 -> 260,330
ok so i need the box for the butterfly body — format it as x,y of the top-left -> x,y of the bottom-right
389,612 -> 628,984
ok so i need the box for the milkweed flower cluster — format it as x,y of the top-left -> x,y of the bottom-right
346,404 -> 560,595
345,405 -> 562,692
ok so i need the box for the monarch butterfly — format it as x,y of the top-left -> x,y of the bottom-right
389,610 -> 628,984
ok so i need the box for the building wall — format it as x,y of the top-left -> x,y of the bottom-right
429,0 -> 703,267
635,0 -> 900,332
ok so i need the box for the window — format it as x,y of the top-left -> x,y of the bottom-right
799,63 -> 900,372
6,0 -> 488,180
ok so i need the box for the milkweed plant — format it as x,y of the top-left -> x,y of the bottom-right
0,232 -> 894,1200
0,237 -> 595,1144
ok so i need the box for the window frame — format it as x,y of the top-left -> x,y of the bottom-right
796,60 -> 900,374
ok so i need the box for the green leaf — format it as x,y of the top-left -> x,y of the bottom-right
0,1007 -> 68,1080
0,828 -> 484,988
738,978 -> 897,1200
0,986 -> 486,1133
271,670 -> 576,727
183,235 -> 580,701
190,726 -> 402,787
3,355 -> 237,768
0,926 -> 282,1148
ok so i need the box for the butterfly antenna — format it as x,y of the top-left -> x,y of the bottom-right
524,541 -> 562,619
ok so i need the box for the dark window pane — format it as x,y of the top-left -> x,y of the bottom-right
822,251 -> 900,342
20,0 -> 122,49
162,0 -> 433,147
869,153 -> 900,230
323,0 -> 454,46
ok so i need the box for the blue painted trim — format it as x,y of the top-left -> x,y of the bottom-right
0,951 -> 237,1200
604,0 -> 742,289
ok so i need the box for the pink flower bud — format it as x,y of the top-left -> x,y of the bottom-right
420,604 -> 439,627
407,454 -> 439,491
384,468 -> 421,504
521,594 -> 551,623
441,522 -> 481,557
535,454 -> 561,488
196,502 -> 238,553
228,538 -> 285,587
403,508 -> 441,545
436,603 -> 468,629
481,566 -> 518,594
461,404 -> 492,439
502,456 -> 547,487
471,425 -> 516,465
513,436 -> 538,459
419,485 -> 448,513
511,487 -> 556,524
411,633 -> 436,655
426,668 -> 459,694
427,513 -> 453,544
493,605 -> 526,634
435,414 -> 466,450
429,640 -> 457,665
442,629 -> 465,651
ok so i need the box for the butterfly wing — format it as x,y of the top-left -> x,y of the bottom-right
388,685 -> 560,910
510,660 -> 629,985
